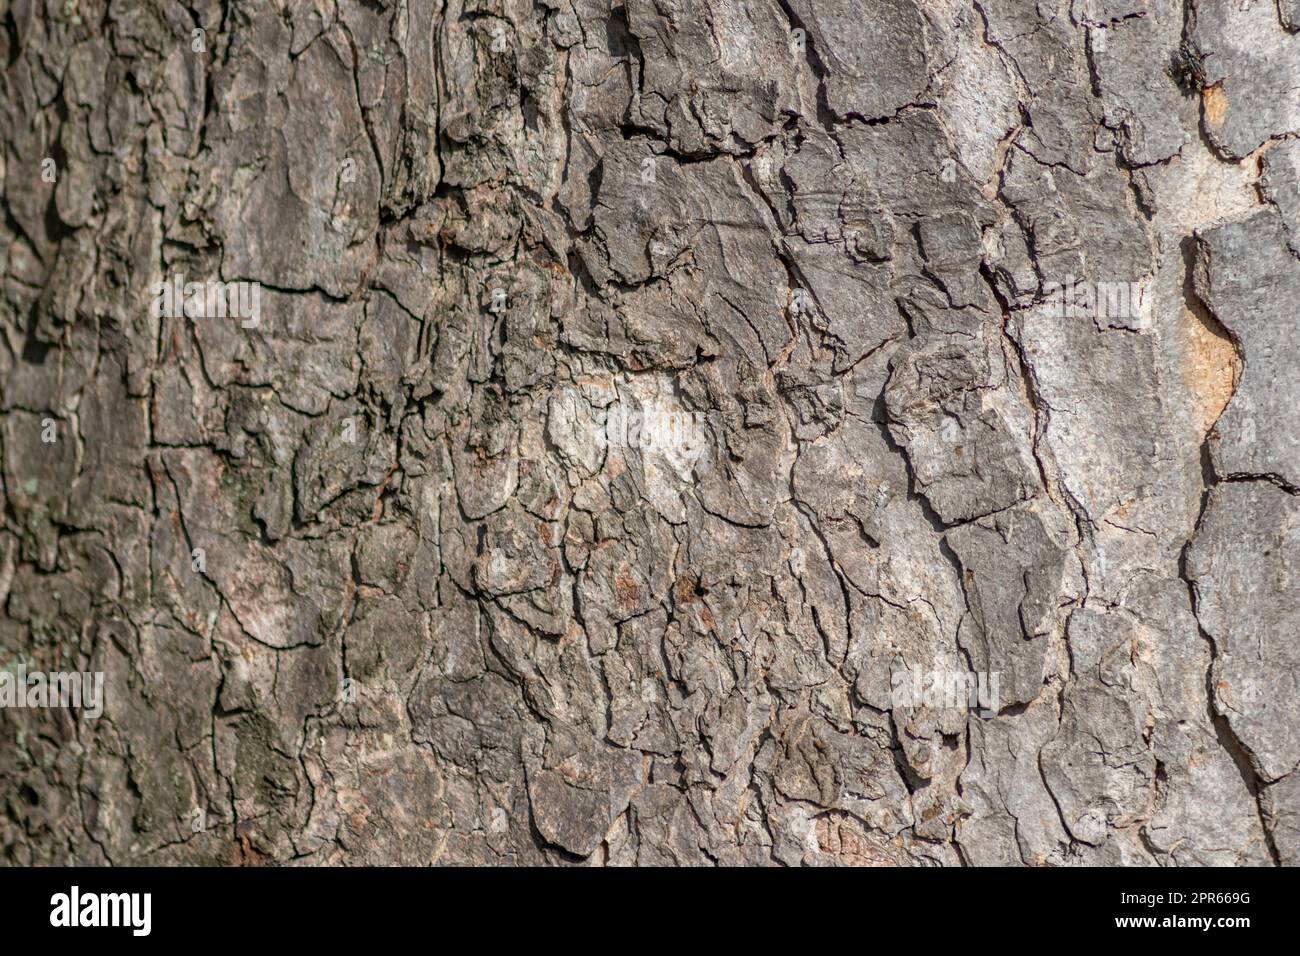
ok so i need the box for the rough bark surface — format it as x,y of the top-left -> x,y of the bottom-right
0,0 -> 1297,866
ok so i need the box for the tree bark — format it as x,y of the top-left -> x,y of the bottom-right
1,0 -> 1297,865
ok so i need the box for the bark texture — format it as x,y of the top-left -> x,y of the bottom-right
1,0 -> 1298,865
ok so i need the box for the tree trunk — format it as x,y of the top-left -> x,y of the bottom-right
1,0 -> 1297,865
